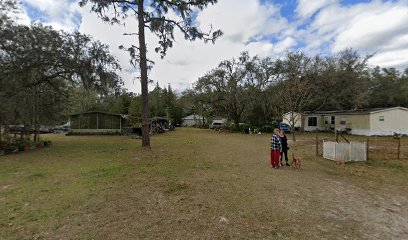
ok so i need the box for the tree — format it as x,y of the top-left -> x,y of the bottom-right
396,68 -> 408,108
79,0 -> 222,149
242,56 -> 278,127
128,95 -> 142,126
0,0 -> 19,22
149,83 -> 166,117
271,51 -> 316,141
368,67 -> 408,108
331,49 -> 371,109
162,84 -> 183,125
149,83 -> 182,124
0,17 -> 122,142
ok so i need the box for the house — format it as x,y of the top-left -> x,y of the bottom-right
182,114 -> 206,127
286,107 -> 408,136
69,111 -> 129,134
282,112 -> 302,128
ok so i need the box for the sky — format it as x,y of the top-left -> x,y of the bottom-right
12,0 -> 408,93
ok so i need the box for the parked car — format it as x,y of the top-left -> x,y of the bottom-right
279,122 -> 291,133
209,122 -> 225,130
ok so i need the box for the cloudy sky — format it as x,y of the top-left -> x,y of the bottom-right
14,0 -> 408,93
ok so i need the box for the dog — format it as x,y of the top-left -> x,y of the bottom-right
292,156 -> 302,171
289,151 -> 302,171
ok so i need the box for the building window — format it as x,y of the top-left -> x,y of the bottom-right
340,117 -> 346,125
331,116 -> 335,125
308,117 -> 317,126
379,116 -> 384,122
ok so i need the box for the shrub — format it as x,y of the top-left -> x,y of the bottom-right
228,124 -> 252,133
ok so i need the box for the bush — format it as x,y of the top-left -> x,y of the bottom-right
0,139 -> 51,155
43,140 -> 52,146
228,124 -> 251,133
261,125 -> 275,133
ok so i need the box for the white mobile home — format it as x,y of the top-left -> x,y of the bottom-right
282,112 -> 302,128
300,107 -> 408,136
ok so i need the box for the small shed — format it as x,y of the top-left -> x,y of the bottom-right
69,111 -> 129,134
182,114 -> 206,127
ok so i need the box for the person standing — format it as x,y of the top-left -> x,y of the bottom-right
279,130 -> 290,166
270,128 -> 282,169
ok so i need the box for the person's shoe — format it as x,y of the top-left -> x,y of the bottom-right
286,163 -> 290,166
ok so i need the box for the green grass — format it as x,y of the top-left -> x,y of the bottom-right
1,129 -> 407,239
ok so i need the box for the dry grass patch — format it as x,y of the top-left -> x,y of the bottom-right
1,129 -> 407,239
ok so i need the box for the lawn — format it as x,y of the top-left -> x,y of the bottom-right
1,128 -> 407,239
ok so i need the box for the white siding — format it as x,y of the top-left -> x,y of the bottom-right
369,108 -> 408,135
182,115 -> 206,126
282,112 -> 302,127
304,115 -> 325,131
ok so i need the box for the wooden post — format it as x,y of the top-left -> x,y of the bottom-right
397,137 -> 401,160
366,137 -> 369,161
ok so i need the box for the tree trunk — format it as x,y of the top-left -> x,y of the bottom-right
0,121 -> 2,143
4,124 -> 10,144
20,126 -> 24,142
138,0 -> 150,149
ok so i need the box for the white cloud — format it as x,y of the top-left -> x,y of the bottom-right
22,0 -> 80,31
23,0 -> 67,18
274,37 -> 297,53
17,0 -> 408,93
369,48 -> 408,69
244,41 -> 275,58
7,5 -> 31,25
78,0 -> 290,93
296,0 -> 338,19
302,0 -> 408,68
197,0 -> 285,43
332,4 -> 408,52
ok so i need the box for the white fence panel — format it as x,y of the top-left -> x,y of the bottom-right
336,142 -> 350,161
350,142 -> 367,161
323,141 -> 336,160
323,141 -> 366,162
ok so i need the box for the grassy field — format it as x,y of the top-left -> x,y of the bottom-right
1,128 -> 407,239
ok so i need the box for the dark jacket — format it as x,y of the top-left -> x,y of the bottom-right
280,135 -> 288,151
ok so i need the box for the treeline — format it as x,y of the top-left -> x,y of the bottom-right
191,51 -> 408,127
63,50 -> 408,130
1,1 -> 407,136
0,1 -> 122,141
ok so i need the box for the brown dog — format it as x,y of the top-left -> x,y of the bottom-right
292,155 -> 302,171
